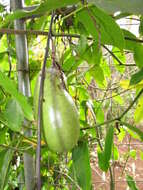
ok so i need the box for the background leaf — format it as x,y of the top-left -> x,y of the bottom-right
0,149 -> 13,190
72,141 -> 92,190
0,72 -> 33,121
98,126 -> 114,171
3,99 -> 24,132
130,68 -> 143,85
126,175 -> 139,190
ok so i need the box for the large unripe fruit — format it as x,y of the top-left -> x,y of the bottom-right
34,68 -> 80,153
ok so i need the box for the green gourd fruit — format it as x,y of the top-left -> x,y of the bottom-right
34,68 -> 80,153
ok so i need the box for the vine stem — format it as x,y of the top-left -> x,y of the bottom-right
36,12 -> 55,190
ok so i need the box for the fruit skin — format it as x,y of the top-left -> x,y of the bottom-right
34,68 -> 80,153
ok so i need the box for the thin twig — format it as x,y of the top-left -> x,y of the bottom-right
36,12 -> 54,190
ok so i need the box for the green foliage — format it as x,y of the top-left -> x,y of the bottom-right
89,0 -> 143,15
0,149 -> 13,190
72,141 -> 92,190
134,96 -> 143,124
0,1 -> 143,189
130,68 -> 143,85
0,72 -> 33,121
2,99 -> 24,132
76,6 -> 125,49
126,175 -> 139,190
98,126 -> 114,172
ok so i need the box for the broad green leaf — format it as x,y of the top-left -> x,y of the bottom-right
72,141 -> 92,190
0,72 -> 33,121
104,126 -> 114,165
90,65 -> 105,87
76,6 -> 125,49
134,96 -> 143,124
98,126 -> 114,171
126,175 -> 139,190
62,56 -> 76,72
3,99 -> 24,132
134,45 -> 143,68
120,121 -> 143,141
2,0 -> 80,26
89,0 -> 143,15
76,35 -> 87,55
123,29 -> 138,51
130,68 -> 143,85
0,149 -> 13,190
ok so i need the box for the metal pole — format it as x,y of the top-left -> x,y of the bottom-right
10,1 -> 35,189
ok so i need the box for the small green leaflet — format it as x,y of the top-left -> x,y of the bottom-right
2,99 -> 24,132
0,72 -> 33,121
76,6 -> 125,49
98,126 -> 114,172
130,68 -> 143,85
0,149 -> 13,190
126,175 -> 139,190
134,96 -> 143,124
72,141 -> 92,190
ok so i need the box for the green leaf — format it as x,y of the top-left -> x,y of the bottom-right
98,126 -> 114,171
3,99 -> 24,132
90,65 -> 105,87
0,72 -> 33,121
134,96 -> 143,124
76,6 -> 125,49
123,29 -> 138,51
0,149 -> 13,190
134,45 -> 143,68
72,141 -> 92,190
126,175 -> 139,190
104,126 -> 114,164
120,121 -> 143,141
76,35 -> 87,55
130,68 -> 143,85
89,0 -> 143,15
2,0 -> 80,26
